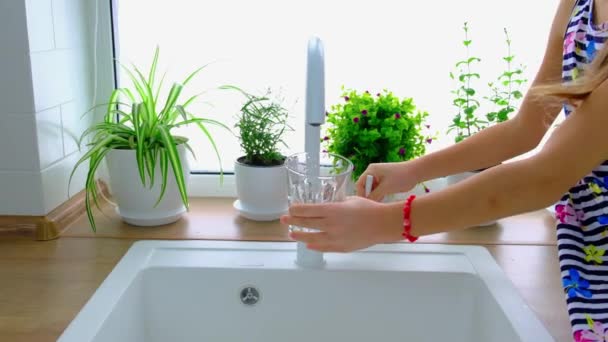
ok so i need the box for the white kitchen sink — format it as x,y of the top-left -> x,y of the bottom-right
57,241 -> 554,342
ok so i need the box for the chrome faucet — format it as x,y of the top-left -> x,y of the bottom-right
296,37 -> 326,268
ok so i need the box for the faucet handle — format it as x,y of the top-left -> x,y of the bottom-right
365,175 -> 374,197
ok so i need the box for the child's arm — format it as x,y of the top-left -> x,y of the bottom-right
404,75 -> 608,237
284,78 -> 608,252
406,0 -> 574,183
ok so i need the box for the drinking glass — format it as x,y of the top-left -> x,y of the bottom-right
285,152 -> 354,233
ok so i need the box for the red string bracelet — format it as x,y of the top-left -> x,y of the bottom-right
403,195 -> 418,242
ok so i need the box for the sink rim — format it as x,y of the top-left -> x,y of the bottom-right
57,241 -> 554,342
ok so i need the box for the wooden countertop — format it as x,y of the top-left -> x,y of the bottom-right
63,198 -> 558,246
0,198 -> 570,341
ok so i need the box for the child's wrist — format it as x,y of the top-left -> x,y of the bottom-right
403,159 -> 425,184
382,198 -> 421,242
379,202 -> 407,243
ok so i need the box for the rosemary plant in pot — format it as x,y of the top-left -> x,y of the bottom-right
71,49 -> 227,230
225,86 -> 291,221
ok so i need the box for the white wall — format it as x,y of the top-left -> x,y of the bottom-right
0,0 -> 114,215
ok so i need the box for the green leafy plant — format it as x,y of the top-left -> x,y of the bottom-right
70,48 -> 229,231
485,28 -> 527,125
449,23 -> 528,143
223,86 -> 291,166
325,87 -> 432,181
448,22 -> 484,143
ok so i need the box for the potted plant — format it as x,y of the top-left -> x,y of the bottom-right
70,48 -> 228,231
324,87 -> 434,197
447,23 -> 527,185
224,86 -> 292,221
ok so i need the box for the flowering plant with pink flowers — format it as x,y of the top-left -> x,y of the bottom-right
324,87 -> 432,180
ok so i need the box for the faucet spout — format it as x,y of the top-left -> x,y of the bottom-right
296,36 -> 326,268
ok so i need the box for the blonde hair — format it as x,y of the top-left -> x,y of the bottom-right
532,46 -> 608,102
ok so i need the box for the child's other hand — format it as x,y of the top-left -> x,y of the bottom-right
355,161 -> 420,201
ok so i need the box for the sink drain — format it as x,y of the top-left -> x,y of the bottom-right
240,286 -> 260,306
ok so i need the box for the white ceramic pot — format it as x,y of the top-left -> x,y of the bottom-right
383,177 -> 449,202
106,145 -> 190,226
446,171 -> 496,227
446,171 -> 477,187
234,157 -> 288,221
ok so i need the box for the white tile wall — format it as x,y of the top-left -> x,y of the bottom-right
0,0 -> 105,215
52,0 -> 89,49
24,0 -> 55,52
35,106 -> 64,169
61,99 -> 93,155
0,114 -> 39,171
30,49 -> 76,111
68,47 -> 93,107
0,171 -> 44,215
40,151 -> 87,213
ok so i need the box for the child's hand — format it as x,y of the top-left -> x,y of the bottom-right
280,196 -> 402,253
355,161 -> 420,201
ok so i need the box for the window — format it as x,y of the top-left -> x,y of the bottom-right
114,0 -> 558,175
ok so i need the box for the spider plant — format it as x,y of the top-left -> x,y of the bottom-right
70,48 -> 229,231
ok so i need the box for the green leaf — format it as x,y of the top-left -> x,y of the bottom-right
145,147 -> 155,188
133,103 -> 147,186
183,142 -> 196,160
453,98 -> 467,106
182,93 -> 203,109
131,64 -> 155,121
157,125 -> 188,208
155,148 -> 169,208
154,71 -> 167,105
105,89 -> 120,123
120,63 -> 148,104
68,135 -> 116,192
77,122 -> 133,147
87,147 -> 112,231
160,83 -> 184,121
465,88 -> 476,96
459,73 -> 481,82
183,64 -> 209,85
175,105 -> 188,122
148,46 -> 160,87
512,90 -> 523,99
118,88 -> 136,102
86,148 -> 110,217
173,117 -> 231,132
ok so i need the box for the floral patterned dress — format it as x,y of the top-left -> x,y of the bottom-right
558,1 -> 608,340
